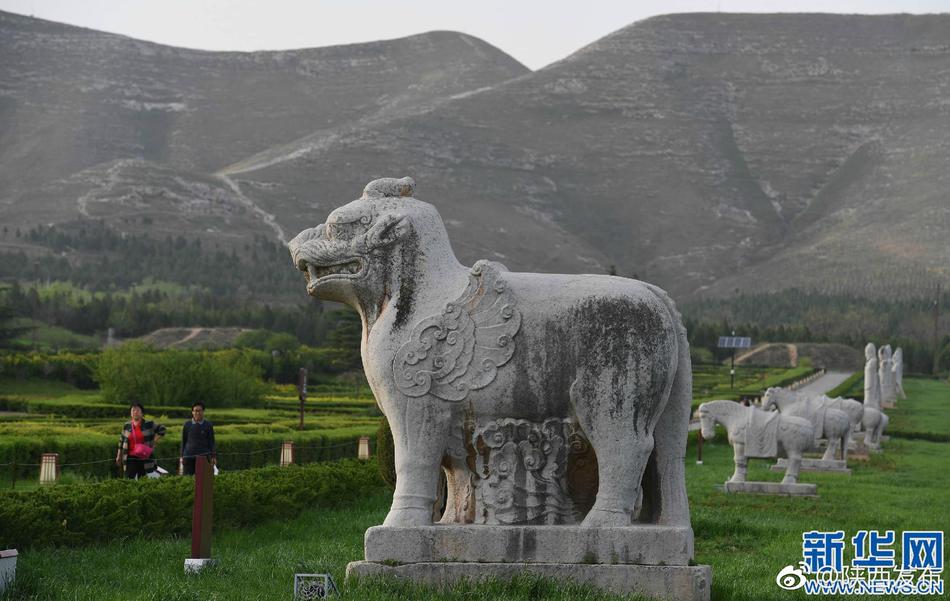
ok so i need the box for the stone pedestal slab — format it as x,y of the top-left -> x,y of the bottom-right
721,481 -> 818,496
363,525 -> 693,566
346,561 -> 711,601
771,458 -> 851,474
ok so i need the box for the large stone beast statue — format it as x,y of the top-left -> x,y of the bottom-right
289,178 -> 692,529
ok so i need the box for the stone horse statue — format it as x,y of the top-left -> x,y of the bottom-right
761,388 -> 851,461
697,400 -> 814,484
288,177 -> 693,529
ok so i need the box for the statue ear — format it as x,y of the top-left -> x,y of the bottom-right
288,224 -> 326,270
364,213 -> 410,250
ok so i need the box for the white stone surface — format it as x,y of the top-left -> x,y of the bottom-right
0,550 -> 16,593
761,388 -> 852,461
346,561 -> 711,601
864,343 -> 883,411
363,524 -> 694,565
893,347 -> 907,400
697,400 -> 814,485
721,481 -> 817,496
289,177 -> 693,530
184,558 -> 217,574
879,345 -> 898,405
771,458 -> 851,474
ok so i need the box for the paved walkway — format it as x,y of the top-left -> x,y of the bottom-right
795,370 -> 853,396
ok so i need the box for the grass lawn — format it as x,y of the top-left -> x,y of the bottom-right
5,377 -> 948,600
885,377 -> 950,440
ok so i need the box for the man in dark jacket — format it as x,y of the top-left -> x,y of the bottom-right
181,402 -> 216,475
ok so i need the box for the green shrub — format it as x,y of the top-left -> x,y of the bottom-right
376,417 -> 395,489
0,351 -> 98,388
96,344 -> 267,407
0,459 -> 386,549
826,371 -> 864,399
0,427 -> 375,479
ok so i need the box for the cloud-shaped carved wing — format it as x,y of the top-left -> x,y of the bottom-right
393,260 -> 522,402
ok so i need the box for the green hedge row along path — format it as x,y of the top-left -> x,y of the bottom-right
0,426 -> 377,480
691,361 -> 817,406
3,427 -> 949,599
0,459 -> 385,551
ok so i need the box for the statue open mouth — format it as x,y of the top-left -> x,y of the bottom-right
305,259 -> 364,288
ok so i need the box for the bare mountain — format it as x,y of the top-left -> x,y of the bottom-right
1,11 -> 948,301
232,13 -> 949,299
0,10 -> 528,244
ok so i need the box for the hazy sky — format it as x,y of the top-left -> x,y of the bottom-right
1,0 -> 948,69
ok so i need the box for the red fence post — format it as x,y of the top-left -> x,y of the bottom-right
184,456 -> 216,573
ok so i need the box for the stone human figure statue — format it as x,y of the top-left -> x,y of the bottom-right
864,343 -> 882,411
878,344 -> 897,405
893,347 -> 906,400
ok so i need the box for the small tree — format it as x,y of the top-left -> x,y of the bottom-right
0,288 -> 31,349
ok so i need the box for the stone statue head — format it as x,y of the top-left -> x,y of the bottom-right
288,177 -> 459,320
865,342 -> 877,361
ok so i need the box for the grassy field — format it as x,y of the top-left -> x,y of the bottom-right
884,377 -> 950,441
3,377 -> 947,600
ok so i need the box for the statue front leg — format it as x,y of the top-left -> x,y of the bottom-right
729,442 -> 747,483
384,398 -> 451,527
783,452 -> 802,484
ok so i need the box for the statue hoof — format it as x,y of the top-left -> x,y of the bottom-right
581,508 -> 631,528
382,508 -> 432,527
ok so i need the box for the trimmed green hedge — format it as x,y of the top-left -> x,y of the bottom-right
0,459 -> 385,550
97,345 -> 267,407
0,427 -> 376,479
826,371 -> 863,399
0,351 -> 98,388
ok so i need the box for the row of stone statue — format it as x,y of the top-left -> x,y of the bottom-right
698,342 -> 900,497
866,342 -> 905,409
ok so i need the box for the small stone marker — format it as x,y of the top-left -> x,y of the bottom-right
184,455 -> 216,573
357,436 -> 370,460
280,440 -> 295,466
293,573 -> 338,599
0,549 -> 17,593
39,453 -> 58,484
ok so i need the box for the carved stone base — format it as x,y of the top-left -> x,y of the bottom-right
721,481 -> 818,496
363,524 -> 694,566
771,458 -> 851,474
346,561 -> 711,601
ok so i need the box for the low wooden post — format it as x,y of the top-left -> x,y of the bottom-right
297,368 -> 307,431
184,455 -> 215,573
696,431 -> 704,465
39,453 -> 58,484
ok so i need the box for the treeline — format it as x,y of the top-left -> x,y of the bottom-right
0,281 -> 342,345
683,290 -> 950,374
0,222 -> 300,297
